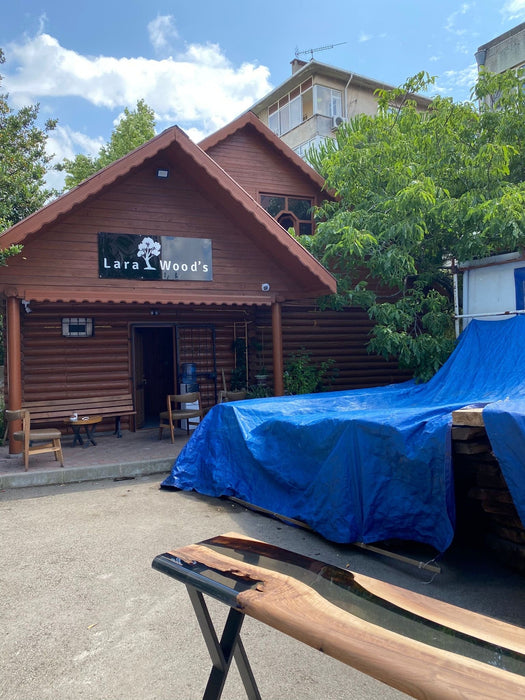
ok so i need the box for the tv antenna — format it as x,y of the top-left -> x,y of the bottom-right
295,42 -> 346,60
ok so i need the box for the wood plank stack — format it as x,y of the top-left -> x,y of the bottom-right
452,408 -> 525,573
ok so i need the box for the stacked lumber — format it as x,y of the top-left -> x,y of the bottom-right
452,409 -> 525,574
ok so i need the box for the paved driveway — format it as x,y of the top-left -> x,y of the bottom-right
1,475 -> 523,699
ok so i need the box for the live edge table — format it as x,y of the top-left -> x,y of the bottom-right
152,532 -> 525,700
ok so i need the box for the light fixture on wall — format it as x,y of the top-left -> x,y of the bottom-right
21,300 -> 32,314
156,168 -> 169,179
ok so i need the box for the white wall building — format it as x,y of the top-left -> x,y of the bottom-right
250,59 -> 431,158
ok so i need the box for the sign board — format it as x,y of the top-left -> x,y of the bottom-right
98,232 -> 213,280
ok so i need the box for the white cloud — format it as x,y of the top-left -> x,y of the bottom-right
434,63 -> 479,100
2,25 -> 273,192
4,30 -> 272,133
358,32 -> 386,44
502,0 -> 525,20
148,15 -> 179,55
442,64 -> 479,87
44,125 -> 105,190
445,3 -> 473,34
48,125 -> 104,162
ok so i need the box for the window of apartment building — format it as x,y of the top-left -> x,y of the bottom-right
294,135 -> 326,159
260,194 -> 314,235
268,80 -> 342,136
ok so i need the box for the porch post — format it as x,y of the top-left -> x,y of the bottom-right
271,301 -> 284,396
6,294 -> 23,454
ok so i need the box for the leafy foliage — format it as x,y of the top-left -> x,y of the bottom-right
57,99 -> 156,190
283,348 -> 336,395
304,70 -> 525,381
0,48 -> 57,233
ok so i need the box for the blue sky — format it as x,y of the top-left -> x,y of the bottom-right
2,1 -> 525,189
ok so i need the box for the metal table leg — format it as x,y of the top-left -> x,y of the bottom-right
71,425 -> 84,447
187,586 -> 261,700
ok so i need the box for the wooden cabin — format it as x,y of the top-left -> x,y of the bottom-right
0,126 -> 335,447
1,114 -> 408,453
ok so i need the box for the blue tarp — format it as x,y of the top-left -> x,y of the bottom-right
162,317 -> 525,551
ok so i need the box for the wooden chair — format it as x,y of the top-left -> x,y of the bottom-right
5,409 -> 64,471
159,392 -> 203,443
218,390 -> 247,403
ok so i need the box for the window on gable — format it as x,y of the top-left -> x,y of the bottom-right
260,194 -> 313,236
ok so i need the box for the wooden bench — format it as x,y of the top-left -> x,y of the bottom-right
152,532 -> 525,699
22,394 -> 135,437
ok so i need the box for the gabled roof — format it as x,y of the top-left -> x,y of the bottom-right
0,124 -> 336,301
199,111 -> 335,197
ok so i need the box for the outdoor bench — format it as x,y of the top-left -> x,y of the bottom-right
22,393 -> 135,437
152,532 -> 525,700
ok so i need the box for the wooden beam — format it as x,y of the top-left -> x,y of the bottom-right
272,301 -> 284,396
6,294 -> 23,454
452,407 -> 485,427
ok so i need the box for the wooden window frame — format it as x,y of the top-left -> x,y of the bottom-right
260,194 -> 314,236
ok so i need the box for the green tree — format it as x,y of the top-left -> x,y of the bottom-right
58,99 -> 156,189
304,70 -> 525,381
1,46 -> 57,366
0,48 -> 57,233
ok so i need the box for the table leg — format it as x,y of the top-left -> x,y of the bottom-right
187,587 -> 261,700
114,416 -> 122,438
84,424 -> 97,446
71,425 -> 84,447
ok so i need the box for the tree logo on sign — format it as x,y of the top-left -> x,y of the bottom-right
137,236 -> 161,270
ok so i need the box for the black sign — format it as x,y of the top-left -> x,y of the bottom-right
98,232 -> 213,280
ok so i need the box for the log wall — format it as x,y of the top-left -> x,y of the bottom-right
11,300 -> 410,422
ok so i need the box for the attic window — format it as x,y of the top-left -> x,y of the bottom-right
260,194 -> 313,236
62,318 -> 94,337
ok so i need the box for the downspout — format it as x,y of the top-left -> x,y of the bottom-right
452,260 -> 460,337
344,73 -> 354,121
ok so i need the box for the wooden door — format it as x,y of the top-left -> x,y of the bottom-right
133,326 -> 176,428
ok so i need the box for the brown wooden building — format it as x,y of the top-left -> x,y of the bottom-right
1,113 -> 406,453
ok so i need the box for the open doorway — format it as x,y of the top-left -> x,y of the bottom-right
133,326 -> 175,428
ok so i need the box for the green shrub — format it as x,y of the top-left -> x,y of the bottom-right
283,348 -> 336,395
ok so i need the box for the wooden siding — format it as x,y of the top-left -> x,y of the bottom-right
259,304 -> 411,392
204,128 -> 325,206
13,301 -> 408,422
0,159 -> 314,303
15,302 -> 259,429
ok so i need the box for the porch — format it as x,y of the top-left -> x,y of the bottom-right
0,426 -> 190,490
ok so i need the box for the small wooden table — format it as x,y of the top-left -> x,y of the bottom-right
152,532 -> 525,700
69,415 -> 102,448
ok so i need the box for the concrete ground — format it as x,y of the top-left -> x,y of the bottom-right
1,472 -> 524,700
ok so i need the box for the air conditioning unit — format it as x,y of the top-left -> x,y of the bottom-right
332,116 -> 345,130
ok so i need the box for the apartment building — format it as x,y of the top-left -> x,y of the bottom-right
475,21 -> 525,73
250,58 -> 431,158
